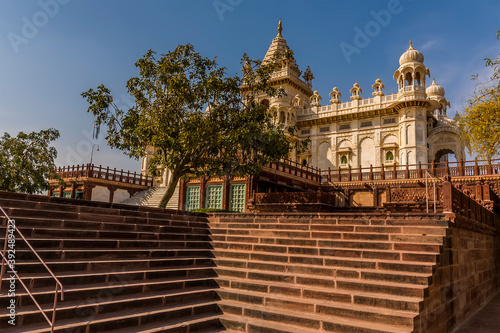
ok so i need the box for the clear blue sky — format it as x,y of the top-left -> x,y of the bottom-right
1,0 -> 499,171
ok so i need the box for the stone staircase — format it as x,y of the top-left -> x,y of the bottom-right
0,193 -> 223,332
208,212 -> 449,333
121,183 -> 179,210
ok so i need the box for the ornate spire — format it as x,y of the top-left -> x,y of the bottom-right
277,19 -> 283,37
409,40 -> 413,49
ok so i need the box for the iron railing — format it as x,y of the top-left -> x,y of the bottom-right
0,206 -> 64,332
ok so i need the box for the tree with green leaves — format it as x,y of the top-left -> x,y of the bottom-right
455,30 -> 500,159
0,128 -> 62,194
82,44 -> 302,208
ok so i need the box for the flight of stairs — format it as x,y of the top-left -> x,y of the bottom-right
208,212 -> 449,333
121,183 -> 180,210
0,194 -> 223,333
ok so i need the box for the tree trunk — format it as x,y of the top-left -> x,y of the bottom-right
159,171 -> 182,209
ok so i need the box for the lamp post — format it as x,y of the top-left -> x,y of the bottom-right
90,144 -> 99,166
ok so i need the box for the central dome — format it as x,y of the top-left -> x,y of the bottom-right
399,41 -> 424,65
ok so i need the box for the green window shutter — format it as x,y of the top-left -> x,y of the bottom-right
206,185 -> 223,210
229,184 -> 246,212
186,186 -> 201,211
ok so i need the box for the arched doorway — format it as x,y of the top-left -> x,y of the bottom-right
434,149 -> 456,163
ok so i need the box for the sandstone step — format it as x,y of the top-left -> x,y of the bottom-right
209,223 -> 448,236
109,314 -> 223,332
1,257 -> 216,276
212,244 -> 439,262
217,287 -> 416,327
1,275 -> 217,310
211,240 -> 442,259
215,275 -> 423,312
211,249 -> 437,274
212,258 -> 432,285
1,216 -> 210,234
11,248 -> 213,261
10,237 -> 212,251
218,300 -> 414,333
1,287 -> 218,329
2,265 -> 216,290
4,300 -> 220,333
210,234 -> 445,251
213,266 -> 427,298
1,207 -> 208,228
0,225 -> 210,242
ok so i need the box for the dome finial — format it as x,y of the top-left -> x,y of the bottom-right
409,40 -> 413,49
277,19 -> 283,36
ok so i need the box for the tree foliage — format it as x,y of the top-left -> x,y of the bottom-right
456,30 -> 500,159
82,44 -> 302,208
0,128 -> 62,194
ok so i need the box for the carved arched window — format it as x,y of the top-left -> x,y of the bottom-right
386,151 -> 394,161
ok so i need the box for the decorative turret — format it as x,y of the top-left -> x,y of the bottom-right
371,78 -> 385,96
310,90 -> 322,107
350,82 -> 362,100
394,41 -> 430,97
329,86 -> 342,104
426,78 -> 450,117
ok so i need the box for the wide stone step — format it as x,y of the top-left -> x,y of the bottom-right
217,287 -> 416,327
10,237 -> 212,251
11,248 -> 213,261
216,276 -> 423,312
209,223 -> 448,236
1,216 -> 210,234
0,225 -> 210,242
0,257 -> 216,275
213,243 -> 439,262
210,231 -> 446,244
212,249 -> 436,274
213,266 -> 427,298
218,300 -> 414,333
1,275 -> 217,309
2,265 -> 216,290
0,204 -> 208,227
211,239 -> 442,257
4,299 -> 220,333
213,258 -> 432,285
109,314 -> 223,332
0,287 -> 218,329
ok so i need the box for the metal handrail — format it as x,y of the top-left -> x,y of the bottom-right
0,206 -> 64,332
424,170 -> 441,213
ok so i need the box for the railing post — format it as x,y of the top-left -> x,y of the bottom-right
393,163 -> 397,180
474,158 -> 479,176
405,163 -> 409,179
328,167 -> 331,183
348,165 -> 352,182
431,160 -> 435,176
442,175 -> 453,213
369,164 -> 373,181
381,164 -> 385,180
358,165 -> 362,181
445,160 -> 450,177
487,157 -> 493,175
338,166 -> 341,182
418,161 -> 422,179
459,159 -> 464,176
